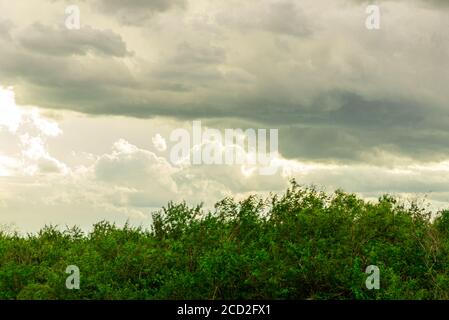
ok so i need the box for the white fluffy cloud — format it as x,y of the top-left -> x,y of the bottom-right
0,86 -> 22,133
0,87 -> 67,177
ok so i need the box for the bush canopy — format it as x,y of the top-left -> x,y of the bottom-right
1,181 -> 449,300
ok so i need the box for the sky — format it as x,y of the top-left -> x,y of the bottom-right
0,0 -> 448,232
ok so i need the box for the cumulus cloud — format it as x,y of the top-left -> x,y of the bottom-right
94,139 -> 178,206
0,86 -> 23,133
20,133 -> 69,175
0,87 -> 67,177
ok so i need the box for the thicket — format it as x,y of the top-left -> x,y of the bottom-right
1,181 -> 449,300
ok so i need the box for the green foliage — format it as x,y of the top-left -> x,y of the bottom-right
1,180 -> 448,300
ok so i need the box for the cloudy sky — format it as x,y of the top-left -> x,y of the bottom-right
0,0 -> 448,232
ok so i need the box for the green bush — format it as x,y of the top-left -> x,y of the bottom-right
0,180 -> 448,300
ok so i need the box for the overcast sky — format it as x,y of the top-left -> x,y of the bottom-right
0,0 -> 448,232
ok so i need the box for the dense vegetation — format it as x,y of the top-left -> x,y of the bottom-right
1,181 -> 449,300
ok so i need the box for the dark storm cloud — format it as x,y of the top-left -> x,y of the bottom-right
272,93 -> 449,163
0,47 -> 135,89
1,0 -> 447,166
9,79 -> 449,166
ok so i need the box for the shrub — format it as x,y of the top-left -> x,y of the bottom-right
0,181 -> 448,300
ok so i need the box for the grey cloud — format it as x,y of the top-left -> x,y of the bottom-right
50,0 -> 186,24
261,1 -> 312,36
93,0 -> 186,25
0,0 -> 447,168
94,139 -> 178,207
291,165 -> 449,197
147,42 -> 227,90
0,19 -> 14,41
349,0 -> 449,8
13,84 -> 449,167
170,42 -> 226,66
274,92 -> 449,163
18,24 -> 131,57
216,0 -> 312,37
